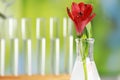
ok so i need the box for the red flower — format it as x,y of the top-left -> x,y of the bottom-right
67,2 -> 96,36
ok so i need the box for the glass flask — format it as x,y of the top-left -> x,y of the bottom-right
70,38 -> 101,80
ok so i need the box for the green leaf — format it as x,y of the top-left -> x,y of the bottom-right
86,22 -> 92,38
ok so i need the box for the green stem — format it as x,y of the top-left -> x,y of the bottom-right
83,60 -> 88,80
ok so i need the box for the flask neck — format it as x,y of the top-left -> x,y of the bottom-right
76,38 -> 94,61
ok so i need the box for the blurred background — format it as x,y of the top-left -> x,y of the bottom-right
0,0 -> 120,79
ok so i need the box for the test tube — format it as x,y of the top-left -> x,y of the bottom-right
40,38 -> 46,75
50,17 -> 59,39
63,17 -> 73,74
26,39 -> 32,75
0,19 -> 5,38
0,19 -> 6,76
50,17 -> 60,75
36,18 -> 46,39
68,18 -> 74,74
63,17 -> 67,38
21,18 -> 31,39
8,18 -> 19,76
9,38 -> 19,76
63,17 -> 68,73
0,39 -> 6,76
69,35 -> 73,74
8,18 -> 17,38
68,18 -> 73,36
21,18 -> 32,75
63,18 -> 74,74
36,18 -> 46,75
55,38 -> 60,75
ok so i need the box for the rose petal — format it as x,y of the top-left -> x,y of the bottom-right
71,2 -> 80,17
84,4 -> 93,19
78,2 -> 85,13
86,13 -> 96,24
77,13 -> 96,34
78,20 -> 86,34
73,18 -> 80,33
67,7 -> 74,21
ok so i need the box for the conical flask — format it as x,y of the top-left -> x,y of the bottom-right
71,38 -> 101,80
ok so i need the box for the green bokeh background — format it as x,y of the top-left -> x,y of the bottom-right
0,0 -> 120,76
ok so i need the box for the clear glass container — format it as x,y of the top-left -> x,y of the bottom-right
62,18 -> 74,74
49,17 -> 60,75
21,18 -> 32,75
7,18 -> 19,76
0,19 -> 6,76
36,18 -> 46,75
0,38 -> 6,76
70,38 -> 101,80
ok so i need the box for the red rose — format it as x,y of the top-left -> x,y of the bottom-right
67,2 -> 96,36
